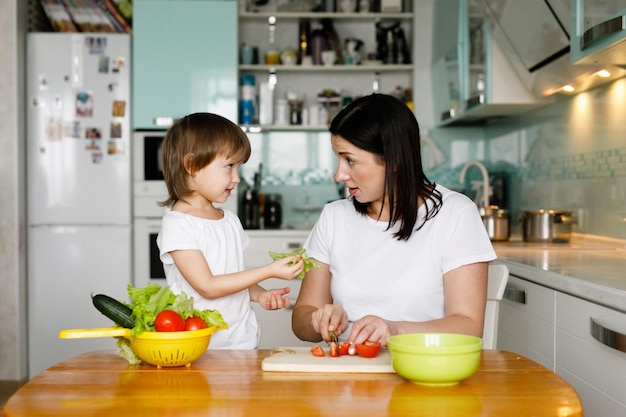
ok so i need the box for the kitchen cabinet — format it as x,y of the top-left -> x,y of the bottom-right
132,0 -> 238,129
245,230 -> 314,349
555,292 -> 626,416
237,8 -> 413,129
571,0 -> 626,65
432,0 -> 550,127
497,275 -> 556,371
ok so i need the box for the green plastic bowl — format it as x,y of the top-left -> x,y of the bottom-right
387,333 -> 482,386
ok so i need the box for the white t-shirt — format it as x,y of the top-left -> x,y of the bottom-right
304,185 -> 497,336
157,209 -> 258,349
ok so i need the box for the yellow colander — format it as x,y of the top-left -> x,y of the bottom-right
59,326 -> 224,368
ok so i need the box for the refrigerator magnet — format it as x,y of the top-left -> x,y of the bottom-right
64,121 -> 82,139
112,100 -> 126,117
107,140 -> 124,155
85,127 -> 102,140
110,122 -> 122,139
98,56 -> 109,74
76,91 -> 94,117
91,152 -> 103,164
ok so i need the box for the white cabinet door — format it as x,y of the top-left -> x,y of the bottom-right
497,275 -> 556,370
555,292 -> 626,417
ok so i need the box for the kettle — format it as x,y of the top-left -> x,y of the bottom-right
344,38 -> 364,65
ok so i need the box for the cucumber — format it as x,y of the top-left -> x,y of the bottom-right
92,294 -> 135,328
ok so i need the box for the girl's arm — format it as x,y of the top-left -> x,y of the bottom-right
170,249 -> 303,300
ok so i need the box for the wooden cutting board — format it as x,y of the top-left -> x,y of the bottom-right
261,347 -> 395,373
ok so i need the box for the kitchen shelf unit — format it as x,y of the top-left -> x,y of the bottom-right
238,8 -> 415,131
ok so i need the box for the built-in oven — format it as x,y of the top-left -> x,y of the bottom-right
133,217 -> 167,288
132,131 -> 169,288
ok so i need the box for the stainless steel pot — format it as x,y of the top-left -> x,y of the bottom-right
519,210 -> 577,243
482,208 -> 510,241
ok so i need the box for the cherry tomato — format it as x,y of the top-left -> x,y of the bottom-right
338,341 -> 351,356
310,344 -> 325,357
184,316 -> 207,331
154,309 -> 185,332
355,341 -> 381,358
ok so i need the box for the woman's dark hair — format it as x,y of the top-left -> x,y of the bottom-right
329,94 -> 442,241
159,113 -> 251,207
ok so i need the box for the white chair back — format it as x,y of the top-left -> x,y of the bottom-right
483,263 -> 509,349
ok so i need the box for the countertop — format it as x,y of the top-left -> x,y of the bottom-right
2,349 -> 582,417
492,233 -> 626,313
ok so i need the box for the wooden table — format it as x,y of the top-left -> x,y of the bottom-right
2,349 -> 582,417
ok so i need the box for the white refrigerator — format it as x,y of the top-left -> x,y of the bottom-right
26,33 -> 132,377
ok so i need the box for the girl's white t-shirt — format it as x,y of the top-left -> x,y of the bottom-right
157,209 -> 258,349
304,185 -> 497,336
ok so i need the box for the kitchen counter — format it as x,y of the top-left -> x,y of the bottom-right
492,233 -> 626,313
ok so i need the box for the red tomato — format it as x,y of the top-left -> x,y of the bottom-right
355,341 -> 381,358
329,342 -> 340,357
310,344 -> 325,357
154,309 -> 185,332
184,316 -> 207,331
338,341 -> 350,356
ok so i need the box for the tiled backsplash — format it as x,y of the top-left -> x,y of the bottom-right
483,78 -> 626,239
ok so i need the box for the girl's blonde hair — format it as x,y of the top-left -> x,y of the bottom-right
159,113 -> 251,207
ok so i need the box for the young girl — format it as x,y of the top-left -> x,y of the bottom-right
157,113 -> 304,349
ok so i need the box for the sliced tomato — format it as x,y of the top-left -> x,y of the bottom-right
184,316 -> 207,331
338,341 -> 350,356
329,342 -> 340,357
310,344 -> 325,357
355,341 -> 381,358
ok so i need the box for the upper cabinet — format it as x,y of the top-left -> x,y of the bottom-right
432,0 -> 551,127
132,0 -> 238,130
571,0 -> 626,65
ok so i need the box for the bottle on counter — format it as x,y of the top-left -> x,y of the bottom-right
241,188 -> 260,229
263,194 -> 283,229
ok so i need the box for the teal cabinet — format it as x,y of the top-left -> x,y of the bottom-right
132,0 -> 238,129
571,0 -> 626,65
432,0 -> 550,127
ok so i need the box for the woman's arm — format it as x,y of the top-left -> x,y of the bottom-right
291,260 -> 345,343
170,249 -> 303,299
348,262 -> 488,345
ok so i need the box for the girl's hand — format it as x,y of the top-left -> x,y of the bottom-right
270,255 -> 304,280
311,304 -> 348,343
257,287 -> 291,310
347,315 -> 395,347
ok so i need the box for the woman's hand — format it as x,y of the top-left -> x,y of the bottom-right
311,304 -> 349,343
347,315 -> 396,347
256,287 -> 291,310
269,255 -> 304,280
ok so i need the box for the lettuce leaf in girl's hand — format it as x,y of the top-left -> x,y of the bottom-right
268,247 -> 320,279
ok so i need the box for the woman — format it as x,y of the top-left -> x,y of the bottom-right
292,94 -> 496,347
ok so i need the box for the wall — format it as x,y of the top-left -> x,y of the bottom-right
484,79 -> 626,239
0,0 -> 28,382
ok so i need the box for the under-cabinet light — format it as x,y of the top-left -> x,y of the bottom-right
597,69 -> 612,78
562,85 -> 575,92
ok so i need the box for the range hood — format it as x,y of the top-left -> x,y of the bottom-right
481,0 -> 626,98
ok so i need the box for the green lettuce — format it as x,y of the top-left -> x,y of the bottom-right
268,247 -> 320,279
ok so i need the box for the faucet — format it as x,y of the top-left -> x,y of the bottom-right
459,160 -> 490,214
